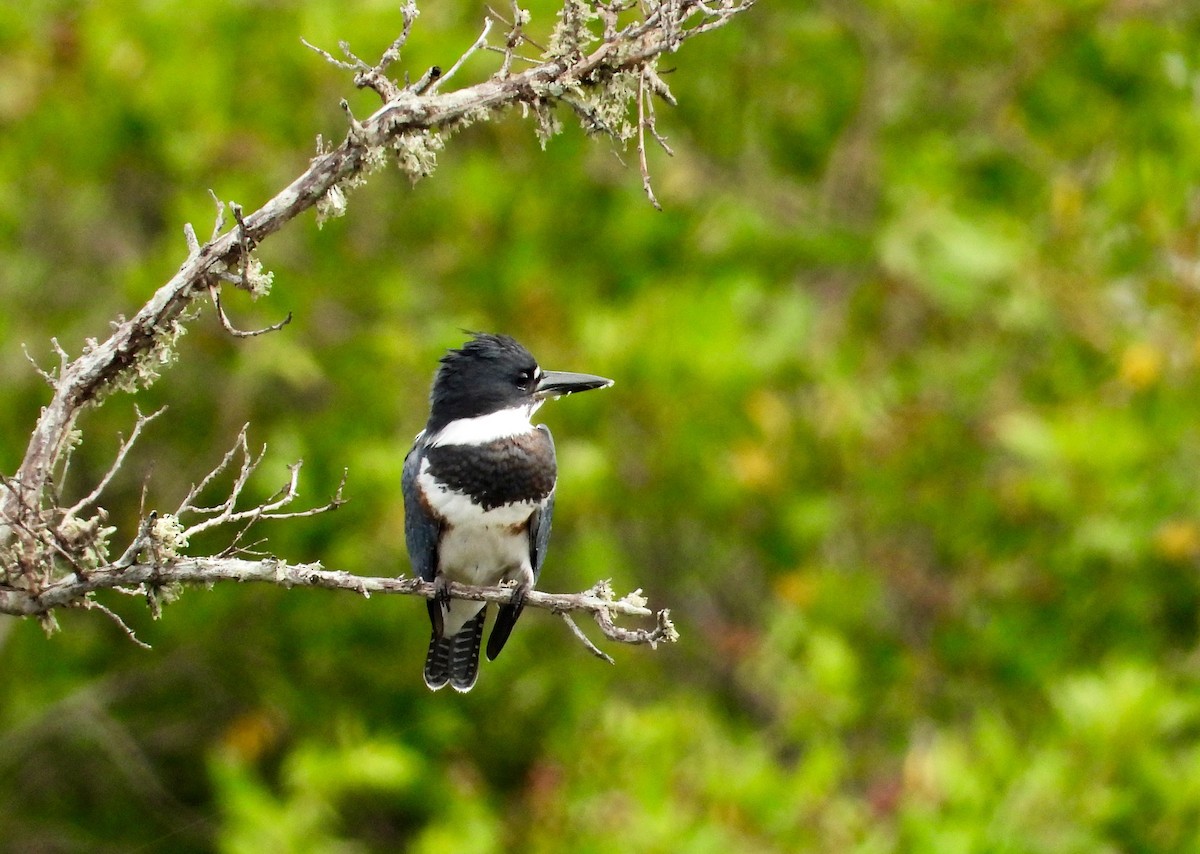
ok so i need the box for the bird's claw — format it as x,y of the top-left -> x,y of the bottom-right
434,575 -> 452,612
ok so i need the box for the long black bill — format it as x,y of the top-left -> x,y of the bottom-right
534,370 -> 614,400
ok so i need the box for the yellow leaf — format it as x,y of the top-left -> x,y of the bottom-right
1118,342 -> 1164,390
1154,520 -> 1200,562
773,570 -> 817,607
729,443 -> 780,490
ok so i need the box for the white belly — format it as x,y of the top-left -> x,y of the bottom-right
439,521 -> 533,584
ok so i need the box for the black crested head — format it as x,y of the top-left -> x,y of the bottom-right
424,332 -> 614,435
426,333 -> 540,432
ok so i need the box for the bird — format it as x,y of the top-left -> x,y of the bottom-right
402,333 -> 613,692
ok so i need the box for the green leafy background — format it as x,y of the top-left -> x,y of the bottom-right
4,1 -> 1200,851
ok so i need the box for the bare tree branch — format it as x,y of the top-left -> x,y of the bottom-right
487,1 -> 544,78
2,0 -> 752,533
0,558 -> 677,653
0,0 -> 748,654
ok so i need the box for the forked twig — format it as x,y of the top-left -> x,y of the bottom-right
637,68 -> 662,210
426,17 -> 494,94
177,430 -> 346,540
66,406 -> 167,517
176,425 -> 254,517
22,344 -> 57,387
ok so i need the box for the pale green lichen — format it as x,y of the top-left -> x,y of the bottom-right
319,143 -> 394,227
394,131 -> 444,184
621,588 -> 649,609
146,581 -> 183,619
591,579 -> 616,601
0,536 -> 30,586
442,106 -> 493,138
362,144 -> 390,176
345,145 -> 391,192
531,77 -> 585,101
533,100 -> 563,149
62,427 -> 83,455
243,256 -> 274,297
38,611 -> 60,637
316,185 -> 348,228
57,512 -> 116,570
91,312 -> 191,406
548,0 -> 598,58
133,316 -> 187,390
244,257 -> 274,299
570,70 -> 638,140
150,513 -> 189,560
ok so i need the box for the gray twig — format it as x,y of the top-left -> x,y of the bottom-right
22,344 -> 57,387
426,17 -> 494,94
637,68 -> 663,211
66,406 -> 167,517
79,598 -> 152,650
176,432 -> 346,540
561,612 -> 616,663
208,284 -> 292,339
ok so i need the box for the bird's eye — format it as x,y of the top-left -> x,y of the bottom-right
516,369 -> 534,390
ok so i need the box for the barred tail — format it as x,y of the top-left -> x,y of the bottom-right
424,608 -> 486,693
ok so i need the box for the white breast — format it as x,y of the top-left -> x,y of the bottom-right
418,455 -> 538,637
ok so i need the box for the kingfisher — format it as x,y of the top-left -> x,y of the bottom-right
402,333 -> 613,692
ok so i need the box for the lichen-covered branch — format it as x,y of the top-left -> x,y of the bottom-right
0,0 -> 748,650
3,0 -> 751,531
0,558 -> 677,653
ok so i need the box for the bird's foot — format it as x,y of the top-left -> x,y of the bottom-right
508,581 -> 530,609
434,575 -> 452,612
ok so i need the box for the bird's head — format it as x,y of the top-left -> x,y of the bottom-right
427,333 -> 612,434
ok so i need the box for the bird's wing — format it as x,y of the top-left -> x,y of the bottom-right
530,424 -> 557,584
403,442 -> 445,637
486,425 -> 556,661
402,443 -> 439,583
530,490 -> 555,585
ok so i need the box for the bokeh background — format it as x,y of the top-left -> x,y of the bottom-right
3,0 -> 1200,850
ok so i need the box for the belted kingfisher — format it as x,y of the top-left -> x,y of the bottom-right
402,333 -> 613,692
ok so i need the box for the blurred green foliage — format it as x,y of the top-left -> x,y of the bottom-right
3,0 -> 1200,850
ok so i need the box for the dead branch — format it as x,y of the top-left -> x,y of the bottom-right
0,0 -> 749,653
171,429 -> 347,543
0,557 -> 677,654
4,0 -> 752,531
637,67 -> 663,210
